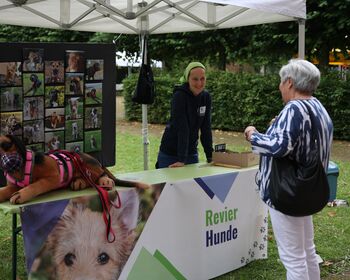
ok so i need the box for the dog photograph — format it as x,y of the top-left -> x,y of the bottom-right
86,59 -> 104,81
0,87 -> 22,112
23,119 -> 44,145
45,131 -> 64,152
45,86 -> 65,108
26,142 -> 44,153
23,97 -> 44,121
65,119 -> 83,142
0,62 -> 22,87
23,48 -> 44,72
45,108 -> 65,131
26,189 -> 140,280
85,106 -> 102,129
23,73 -> 44,96
65,97 -> 83,120
85,82 -> 102,105
84,130 -> 101,153
0,111 -> 22,136
65,141 -> 84,153
65,73 -> 84,95
65,50 -> 85,73
45,60 -> 64,84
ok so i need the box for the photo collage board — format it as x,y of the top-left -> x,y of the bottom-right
0,48 -> 105,153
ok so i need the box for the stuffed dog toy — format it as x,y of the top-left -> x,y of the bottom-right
0,134 -> 149,204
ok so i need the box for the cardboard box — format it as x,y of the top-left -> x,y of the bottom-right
212,150 -> 259,168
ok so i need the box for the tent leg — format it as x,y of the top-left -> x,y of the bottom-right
142,104 -> 149,170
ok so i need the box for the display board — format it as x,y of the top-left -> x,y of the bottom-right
0,42 -> 116,183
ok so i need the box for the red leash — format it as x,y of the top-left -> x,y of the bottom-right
49,150 -> 120,243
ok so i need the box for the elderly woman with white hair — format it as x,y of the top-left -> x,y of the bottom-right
244,59 -> 333,280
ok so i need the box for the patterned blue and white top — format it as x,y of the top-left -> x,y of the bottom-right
250,97 -> 333,207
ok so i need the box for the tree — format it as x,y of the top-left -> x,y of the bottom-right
0,24 -> 94,43
306,0 -> 350,68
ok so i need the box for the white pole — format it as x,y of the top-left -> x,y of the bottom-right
298,18 -> 305,59
138,1 -> 150,170
141,33 -> 149,170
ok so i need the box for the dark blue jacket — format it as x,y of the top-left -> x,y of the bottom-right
159,83 -> 213,162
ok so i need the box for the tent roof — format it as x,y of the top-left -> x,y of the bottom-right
0,0 -> 306,34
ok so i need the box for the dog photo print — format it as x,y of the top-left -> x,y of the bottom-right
0,62 -> 22,87
23,96 -> 44,121
86,59 -> 104,81
23,73 -> 44,96
23,119 -> 44,145
0,87 -> 23,112
45,85 -> 65,108
45,107 -> 65,131
65,50 -> 85,73
45,131 -> 64,151
65,73 -> 84,95
0,111 -> 23,136
65,141 -> 84,153
23,48 -> 44,72
26,142 -> 44,153
45,60 -> 64,84
65,96 -> 83,120
65,119 -> 83,142
85,106 -> 102,129
85,82 -> 102,105
84,130 -> 101,152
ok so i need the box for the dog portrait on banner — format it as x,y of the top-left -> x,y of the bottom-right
25,190 -> 140,280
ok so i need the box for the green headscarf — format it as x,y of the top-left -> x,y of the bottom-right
180,62 -> 206,83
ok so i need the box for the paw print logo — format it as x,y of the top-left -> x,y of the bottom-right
250,251 -> 255,258
259,244 -> 265,250
241,257 -> 245,264
248,249 -> 252,255
262,253 -> 266,258
264,217 -> 268,223
260,227 -> 266,233
263,235 -> 268,241
253,241 -> 258,248
245,258 -> 250,264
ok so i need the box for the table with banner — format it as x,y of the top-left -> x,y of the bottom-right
0,163 -> 267,280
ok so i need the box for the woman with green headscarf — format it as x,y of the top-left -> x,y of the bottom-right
156,62 -> 213,168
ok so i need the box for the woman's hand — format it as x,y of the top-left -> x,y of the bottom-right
169,162 -> 185,168
244,126 -> 257,142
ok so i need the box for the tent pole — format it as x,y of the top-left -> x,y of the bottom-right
298,18 -> 305,59
141,34 -> 150,170
137,1 -> 150,171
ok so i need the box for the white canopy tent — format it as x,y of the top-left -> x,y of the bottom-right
0,0 -> 306,170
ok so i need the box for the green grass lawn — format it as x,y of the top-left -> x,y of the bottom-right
0,132 -> 349,279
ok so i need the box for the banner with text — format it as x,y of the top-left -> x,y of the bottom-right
121,168 -> 268,280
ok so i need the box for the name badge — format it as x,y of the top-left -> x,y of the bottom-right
198,106 -> 206,116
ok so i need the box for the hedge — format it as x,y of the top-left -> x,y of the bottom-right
123,70 -> 350,141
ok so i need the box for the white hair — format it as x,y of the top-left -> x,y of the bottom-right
279,59 -> 320,93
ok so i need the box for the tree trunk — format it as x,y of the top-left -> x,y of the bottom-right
217,48 -> 227,70
318,45 -> 330,71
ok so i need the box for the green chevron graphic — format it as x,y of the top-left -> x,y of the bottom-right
128,247 -> 186,280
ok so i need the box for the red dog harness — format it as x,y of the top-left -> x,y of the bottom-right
5,150 -> 74,188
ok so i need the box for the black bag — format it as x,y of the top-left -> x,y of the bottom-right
268,103 -> 330,216
132,38 -> 155,105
